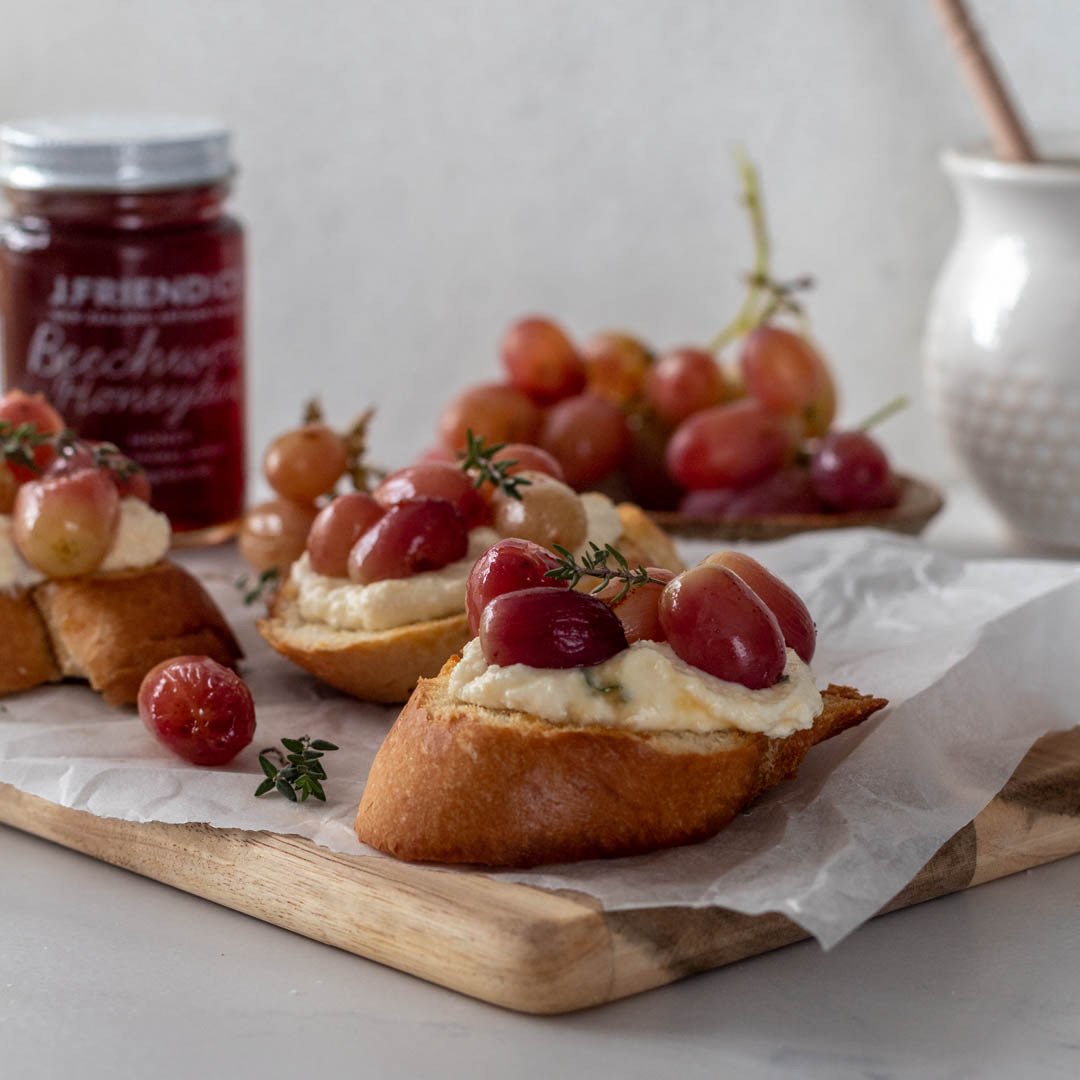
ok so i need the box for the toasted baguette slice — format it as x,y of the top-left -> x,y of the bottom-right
0,560 -> 243,706
257,503 -> 684,704
355,656 -> 888,867
0,588 -> 61,696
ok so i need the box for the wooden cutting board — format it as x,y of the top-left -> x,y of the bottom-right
2,726 -> 1079,1014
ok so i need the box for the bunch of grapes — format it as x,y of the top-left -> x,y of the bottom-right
429,156 -> 902,519
0,389 -> 151,578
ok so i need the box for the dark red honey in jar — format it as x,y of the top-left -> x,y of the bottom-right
0,114 -> 245,538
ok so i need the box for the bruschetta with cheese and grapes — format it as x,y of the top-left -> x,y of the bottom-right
0,390 -> 240,705
355,546 -> 886,866
257,436 -> 682,703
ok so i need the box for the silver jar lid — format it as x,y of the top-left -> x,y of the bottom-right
0,113 -> 234,192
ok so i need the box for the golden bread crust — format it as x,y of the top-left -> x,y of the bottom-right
257,502 -> 683,703
355,659 -> 887,866
258,579 -> 473,704
0,587 -> 61,695
32,560 -> 242,706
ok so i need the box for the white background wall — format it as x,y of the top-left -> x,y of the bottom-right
2,0 -> 1077,490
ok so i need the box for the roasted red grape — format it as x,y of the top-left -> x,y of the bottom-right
678,488 -> 737,516
47,440 -> 151,503
306,492 -> 385,577
704,551 -> 816,662
665,399 -> 797,491
263,423 -> 348,504
465,537 -> 568,634
13,466 -> 120,577
238,498 -> 318,573
0,389 -> 65,483
374,462 -> 488,529
724,465 -> 825,516
538,394 -> 630,490
490,442 -> 565,482
624,412 -> 684,511
500,316 -> 586,404
581,332 -> 652,404
491,470 -> 587,551
480,587 -> 628,668
348,497 -> 468,584
643,347 -> 728,426
740,326 -> 836,434
438,383 -> 542,453
138,655 -> 255,766
597,569 -> 675,644
811,430 -> 899,511
659,565 -> 786,689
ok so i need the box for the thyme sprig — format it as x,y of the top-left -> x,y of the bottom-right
459,429 -> 533,501
255,735 -> 340,802
235,566 -> 279,605
0,420 -> 54,471
545,541 -> 668,603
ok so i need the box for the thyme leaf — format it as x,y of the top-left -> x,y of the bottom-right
544,541 -> 667,603
255,735 -> 340,802
459,430 -> 533,501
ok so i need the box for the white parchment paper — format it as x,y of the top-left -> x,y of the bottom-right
2,529 -> 1079,948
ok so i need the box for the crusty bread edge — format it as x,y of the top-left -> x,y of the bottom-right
355,655 -> 887,867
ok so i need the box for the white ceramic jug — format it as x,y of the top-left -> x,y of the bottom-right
924,144 -> 1080,549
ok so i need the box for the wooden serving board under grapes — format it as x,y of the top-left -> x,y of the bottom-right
2,726 -> 1079,1014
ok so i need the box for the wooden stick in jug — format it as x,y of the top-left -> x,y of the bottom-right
930,0 -> 1037,163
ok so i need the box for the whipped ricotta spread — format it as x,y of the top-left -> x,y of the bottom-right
291,527 -> 500,633
0,497 -> 171,591
447,638 -> 823,738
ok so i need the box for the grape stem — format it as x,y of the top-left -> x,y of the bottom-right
857,394 -> 909,432
708,149 -> 813,352
546,542 -> 668,603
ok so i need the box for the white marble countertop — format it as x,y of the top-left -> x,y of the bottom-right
4,480 -> 1079,1080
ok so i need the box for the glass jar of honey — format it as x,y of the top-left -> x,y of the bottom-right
0,113 -> 245,542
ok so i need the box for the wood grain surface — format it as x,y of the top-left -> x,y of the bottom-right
1,726 -> 1077,1014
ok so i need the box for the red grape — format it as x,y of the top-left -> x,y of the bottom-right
665,399 -> 798,491
47,440 -> 151,503
500,316 -> 585,405
348,497 -> 468,584
438,383 -> 541,453
490,442 -> 565,482
416,444 -> 457,465
625,412 -> 684,511
597,569 -> 675,644
465,537 -> 568,635
480,587 -> 628,668
581,332 -> 652,404
0,389 -> 65,483
724,465 -> 825,516
644,347 -> 728,426
538,393 -> 630,490
491,470 -> 587,551
658,565 -> 786,689
678,488 -> 738,516
811,431 -> 899,511
13,466 -> 120,577
704,551 -> 816,662
264,423 -> 348,504
138,655 -> 255,766
374,462 -> 489,529
306,492 -> 385,577
739,326 -> 837,434
238,498 -> 317,573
